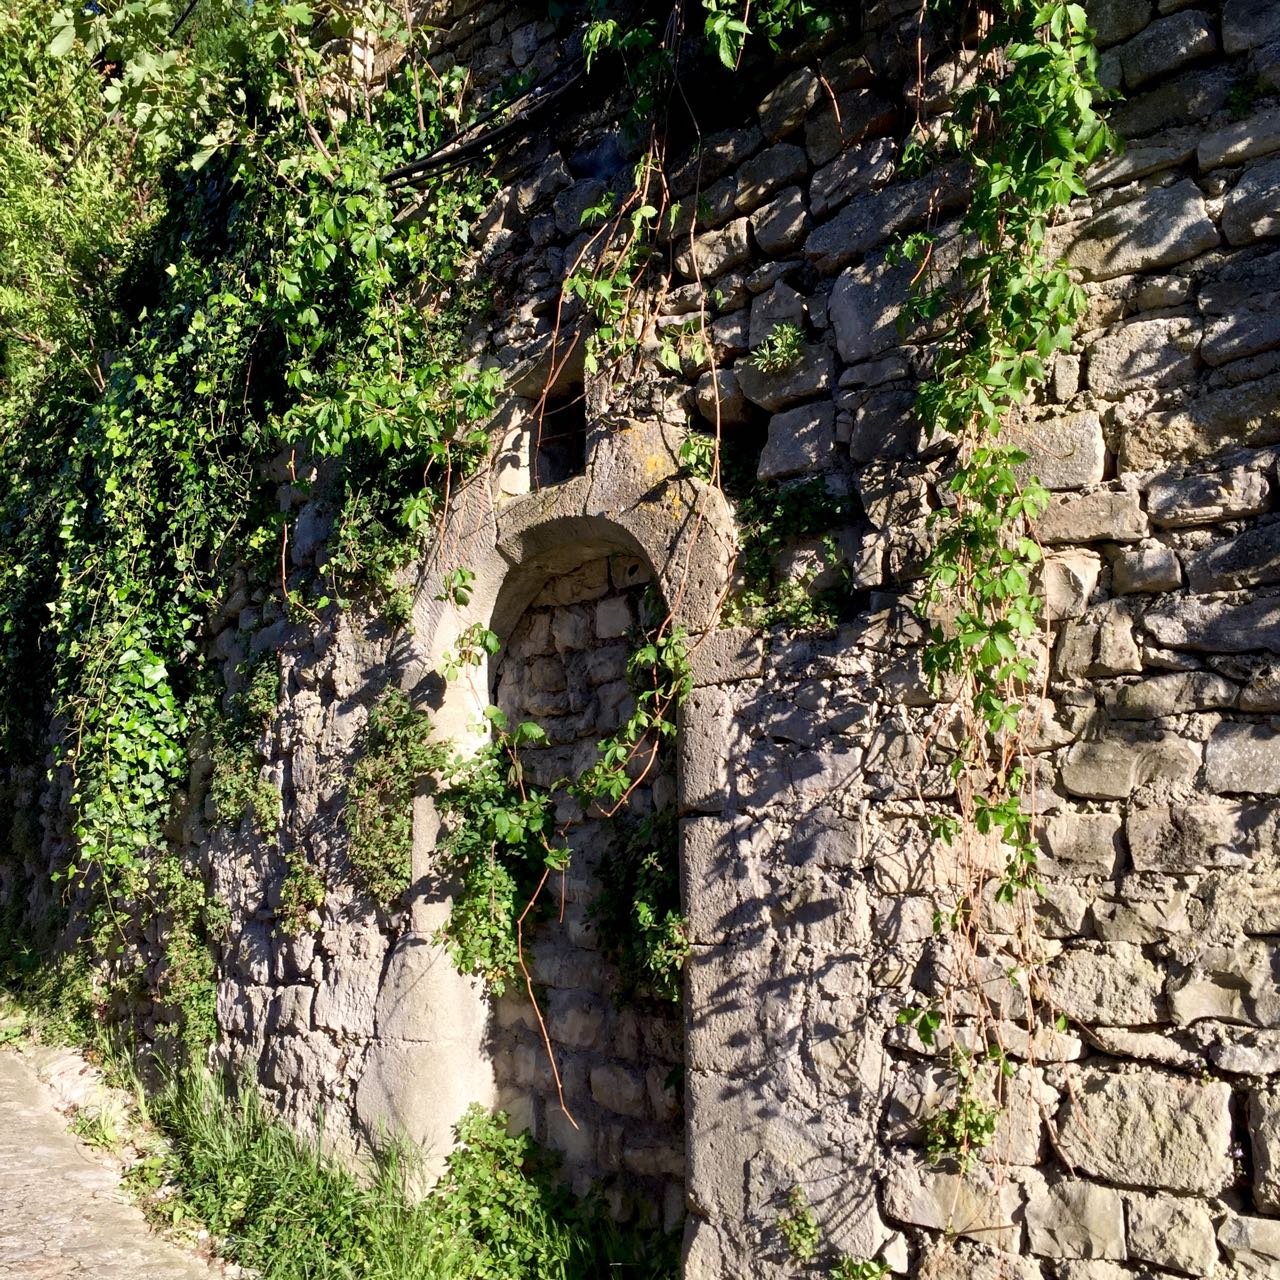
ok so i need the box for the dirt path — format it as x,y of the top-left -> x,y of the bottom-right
0,1049 -> 216,1279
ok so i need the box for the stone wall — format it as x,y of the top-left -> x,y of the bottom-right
9,0 -> 1280,1276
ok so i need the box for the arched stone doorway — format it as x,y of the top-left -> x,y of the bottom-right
356,418 -> 735,1238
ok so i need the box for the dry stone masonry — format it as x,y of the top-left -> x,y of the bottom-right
7,0 -> 1280,1276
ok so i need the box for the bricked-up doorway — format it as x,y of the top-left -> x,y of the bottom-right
488,550 -> 685,1231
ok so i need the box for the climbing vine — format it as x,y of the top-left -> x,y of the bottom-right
895,0 -> 1116,1164
0,0 -> 499,1049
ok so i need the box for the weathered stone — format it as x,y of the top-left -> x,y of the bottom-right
803,86 -> 894,167
1056,180 -> 1218,281
733,144 -> 807,213
1113,542 -> 1182,593
1110,66 -> 1234,139
1038,812 -> 1124,878
1086,317 -> 1200,398
1055,602 -> 1144,679
1060,732 -> 1200,798
1086,0 -> 1152,47
848,388 -> 918,463
750,187 -> 811,256
1224,156 -> 1280,245
1145,590 -> 1280,654
1210,1029 -> 1280,1073
1119,10 -> 1217,90
1205,721 -> 1280,794
590,1064 -> 647,1119
689,627 -> 764,686
1186,522 -> 1280,591
1131,801 -> 1279,871
758,69 -> 818,141
748,281 -> 807,349
1147,465 -> 1272,526
1049,944 -> 1166,1024
1121,374 -> 1280,470
1199,105 -> 1280,172
680,686 -> 732,812
693,367 -> 752,427
830,250 -> 913,364
1250,1089 -> 1280,1212
735,344 -> 834,412
881,1157 -> 1022,1250
1125,1191 -> 1219,1276
1025,1178 -> 1125,1260
674,217 -> 751,279
806,169 -> 964,274
1107,670 -> 1238,718
757,402 -> 836,480
1008,411 -> 1107,490
669,126 -> 762,194
1056,1070 -> 1233,1193
1042,549 -> 1102,620
1224,0 -> 1280,53
1038,490 -> 1147,543
811,136 -> 896,219
1168,939 -> 1280,1024
1219,1212 -> 1280,1277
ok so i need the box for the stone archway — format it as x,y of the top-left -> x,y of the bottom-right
354,419 -> 735,1217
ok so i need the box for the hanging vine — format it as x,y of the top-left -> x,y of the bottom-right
894,0 -> 1116,1165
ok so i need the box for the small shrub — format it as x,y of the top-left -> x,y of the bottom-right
777,1185 -> 821,1262
749,321 -> 804,374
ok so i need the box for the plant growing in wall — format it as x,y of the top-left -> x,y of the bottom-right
892,0 -> 1116,1163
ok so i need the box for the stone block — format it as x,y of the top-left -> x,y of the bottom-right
693,368 -> 752,427
1250,1089 -> 1280,1212
1219,1212 -> 1280,1277
733,143 -> 807,213
881,1157 -> 1023,1251
1038,491 -> 1147,543
1054,602 -> 1143,679
1131,796 -> 1275,873
1042,549 -> 1102,620
595,596 -> 631,639
669,126 -> 762,195
1056,180 -> 1218,281
1224,0 -> 1280,53
1147,464 -> 1271,526
750,186 -> 810,256
1186,522 -> 1280,591
1205,721 -> 1280,794
1112,542 -> 1182,593
758,68 -> 818,140
546,990 -> 607,1050
849,388 -> 918,463
673,217 -> 751,279
1008,411 -> 1107,490
830,250 -> 912,363
804,86 -> 894,166
1038,811 -> 1124,878
1086,0 -> 1152,47
1107,670 -> 1238,718
679,685 -> 733,813
1168,939 -> 1280,1024
1025,1178 -> 1125,1260
1125,1191 -> 1219,1276
1199,105 -> 1280,171
1056,1070 -> 1233,1194
1119,10 -> 1216,89
811,136 -> 896,219
1111,66 -> 1233,139
1048,943 -> 1166,1024
589,1063 -> 647,1119
735,344 -> 834,412
1060,732 -> 1200,798
757,402 -> 835,480
1224,157 -> 1280,245
1156,583 -> 1280,650
1086,317 -> 1200,399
